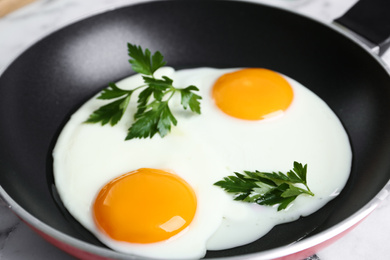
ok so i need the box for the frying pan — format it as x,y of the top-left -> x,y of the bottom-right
1,0 -> 390,259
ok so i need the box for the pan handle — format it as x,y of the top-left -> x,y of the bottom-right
333,0 -> 390,56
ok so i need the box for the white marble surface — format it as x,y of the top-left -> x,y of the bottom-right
1,0 -> 390,259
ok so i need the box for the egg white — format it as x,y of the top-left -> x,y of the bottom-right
53,67 -> 352,258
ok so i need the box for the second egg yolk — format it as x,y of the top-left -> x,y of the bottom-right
212,68 -> 294,120
93,168 -> 197,244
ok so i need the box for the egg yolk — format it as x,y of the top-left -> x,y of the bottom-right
93,168 -> 197,244
212,68 -> 294,120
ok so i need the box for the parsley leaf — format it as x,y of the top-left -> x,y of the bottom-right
214,162 -> 314,211
86,43 -> 201,140
126,101 -> 177,140
97,82 -> 133,100
180,85 -> 202,113
127,43 -> 166,75
85,83 -> 133,126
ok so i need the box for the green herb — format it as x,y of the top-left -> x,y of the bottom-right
214,162 -> 314,211
85,43 -> 202,140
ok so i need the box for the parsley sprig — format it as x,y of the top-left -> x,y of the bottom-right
85,43 -> 202,140
214,162 -> 314,211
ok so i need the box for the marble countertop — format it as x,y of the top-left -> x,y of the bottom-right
1,0 -> 390,259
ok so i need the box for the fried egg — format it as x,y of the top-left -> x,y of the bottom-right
53,67 -> 352,259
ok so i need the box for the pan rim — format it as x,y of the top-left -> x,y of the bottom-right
1,0 -> 389,78
1,0 -> 390,77
1,0 -> 390,259
1,180 -> 389,259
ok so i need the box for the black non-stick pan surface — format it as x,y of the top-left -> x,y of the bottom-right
1,0 -> 390,259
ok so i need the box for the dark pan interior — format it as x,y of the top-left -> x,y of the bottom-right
1,0 -> 390,258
